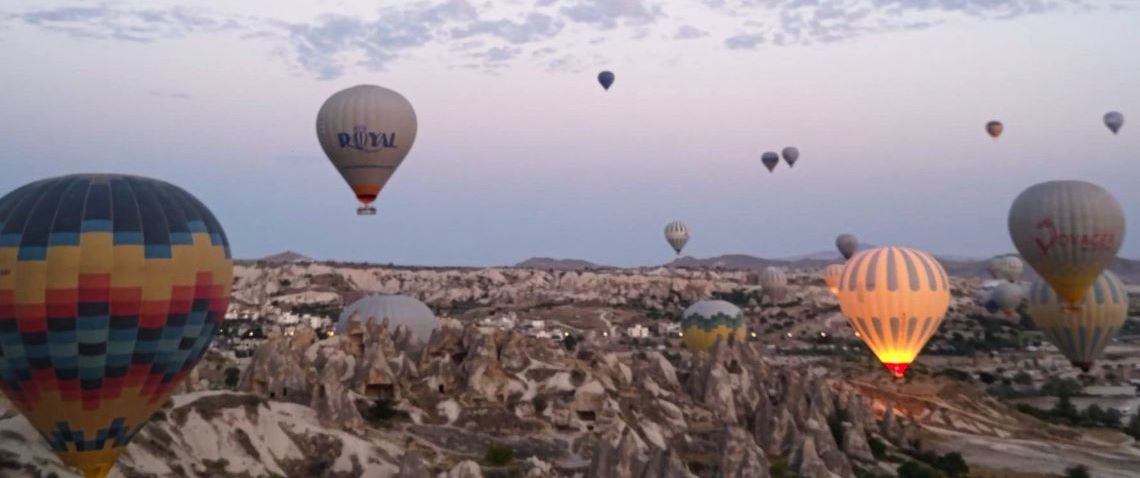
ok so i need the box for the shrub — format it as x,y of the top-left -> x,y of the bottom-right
484,444 -> 515,466
867,436 -> 887,460
897,461 -> 944,478
366,399 -> 398,423
1064,465 -> 1090,478
224,367 -> 241,388
561,335 -> 579,351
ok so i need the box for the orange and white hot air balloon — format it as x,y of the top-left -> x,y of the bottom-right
317,85 -> 418,215
836,246 -> 951,379
823,264 -> 844,295
1008,181 -> 1124,306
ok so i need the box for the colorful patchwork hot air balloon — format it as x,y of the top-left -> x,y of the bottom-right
823,264 -> 844,295
1028,271 -> 1127,372
1008,181 -> 1124,305
0,174 -> 232,478
836,246 -> 950,379
680,300 -> 746,352
317,85 -> 418,215
664,221 -> 690,255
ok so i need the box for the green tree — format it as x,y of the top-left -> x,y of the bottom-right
897,461 -> 944,478
1064,465 -> 1090,478
1051,391 -> 1079,423
561,335 -> 579,351
224,367 -> 241,388
1013,371 -> 1033,385
366,398 -> 398,424
1126,407 -> 1140,439
867,436 -> 887,460
484,444 -> 515,466
935,452 -> 969,477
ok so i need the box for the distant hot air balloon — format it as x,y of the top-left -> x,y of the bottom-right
835,234 -> 858,260
664,221 -> 690,255
988,282 -> 1025,318
837,246 -> 950,379
761,152 -> 779,173
986,121 -> 1003,140
760,266 -> 788,301
680,300 -> 746,351
598,71 -> 615,91
823,264 -> 844,295
987,255 -> 1023,282
1008,181 -> 1124,305
1028,271 -> 1127,372
781,147 -> 800,168
336,295 -> 438,343
0,174 -> 233,478
317,85 -> 418,215
1104,111 -> 1124,135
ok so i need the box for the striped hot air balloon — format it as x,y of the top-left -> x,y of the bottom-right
1028,271 -> 1127,372
760,266 -> 788,301
664,221 -> 690,255
680,300 -> 746,352
836,246 -> 950,379
1008,181 -> 1124,305
0,174 -> 232,478
823,264 -> 844,295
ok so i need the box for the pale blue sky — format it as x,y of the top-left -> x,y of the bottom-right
1,1 -> 1138,266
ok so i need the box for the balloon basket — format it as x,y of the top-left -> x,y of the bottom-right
357,206 -> 377,216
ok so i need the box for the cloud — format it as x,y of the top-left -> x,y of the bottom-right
724,32 -> 765,50
2,0 -> 1101,78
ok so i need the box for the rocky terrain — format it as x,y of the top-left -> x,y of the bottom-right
2,260 -> 1140,477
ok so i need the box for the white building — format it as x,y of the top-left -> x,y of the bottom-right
626,324 -> 650,338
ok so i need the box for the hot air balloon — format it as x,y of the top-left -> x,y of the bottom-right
680,300 -> 746,351
836,246 -> 950,379
988,282 -> 1025,318
1104,111 -> 1124,135
664,221 -> 690,255
598,71 -> 615,90
986,255 -> 1023,282
986,121 -> 1003,140
0,174 -> 233,478
1008,181 -> 1124,305
317,85 -> 418,215
823,264 -> 844,295
761,152 -> 779,173
760,266 -> 788,301
781,147 -> 800,168
1028,271 -> 1127,372
835,234 -> 858,260
336,295 -> 438,342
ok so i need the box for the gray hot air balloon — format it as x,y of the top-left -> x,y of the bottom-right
987,255 -> 1023,282
988,282 -> 1025,318
1104,111 -> 1124,135
598,71 -> 615,91
664,221 -> 690,255
336,295 -> 438,342
1008,181 -> 1125,305
835,234 -> 858,260
761,152 -> 779,173
760,266 -> 788,301
781,147 -> 799,167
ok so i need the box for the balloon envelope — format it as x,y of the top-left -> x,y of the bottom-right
760,267 -> 788,300
986,121 -> 1003,139
761,152 -> 779,172
664,221 -> 690,255
336,295 -> 437,342
836,246 -> 950,378
598,71 -> 615,90
1028,271 -> 1127,371
1104,111 -> 1124,135
781,147 -> 800,167
1008,181 -> 1124,305
987,255 -> 1023,282
989,282 -> 1025,317
680,300 -> 746,351
835,234 -> 858,260
0,174 -> 233,478
317,85 -> 418,214
823,264 -> 844,295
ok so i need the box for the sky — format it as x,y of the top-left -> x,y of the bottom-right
1,0 -> 1139,267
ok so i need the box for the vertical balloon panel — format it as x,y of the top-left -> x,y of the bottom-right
0,175 -> 232,478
